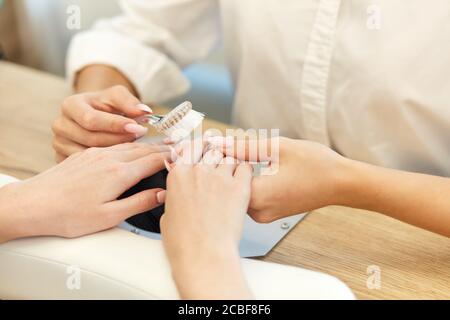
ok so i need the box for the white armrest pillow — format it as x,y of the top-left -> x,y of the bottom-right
0,174 -> 354,300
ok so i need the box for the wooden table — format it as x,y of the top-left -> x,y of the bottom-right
1,61 -> 449,299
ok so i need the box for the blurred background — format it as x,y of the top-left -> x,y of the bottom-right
0,0 -> 233,123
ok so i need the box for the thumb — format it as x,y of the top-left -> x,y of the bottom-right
100,85 -> 153,118
107,188 -> 166,222
207,136 -> 276,162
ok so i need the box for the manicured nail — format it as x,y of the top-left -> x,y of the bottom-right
203,130 -> 216,139
137,104 -> 153,113
168,146 -> 179,162
156,190 -> 166,204
163,137 -> 175,145
164,159 -> 172,172
124,123 -> 148,137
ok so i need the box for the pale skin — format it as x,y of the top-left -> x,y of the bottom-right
52,65 -> 149,162
54,65 -> 450,234
50,66 -> 450,299
53,65 -> 253,299
207,136 -> 450,238
161,148 -> 254,299
0,143 -> 170,243
0,137 -> 254,299
160,136 -> 450,300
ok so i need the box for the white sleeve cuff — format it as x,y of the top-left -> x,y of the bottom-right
0,174 -> 19,187
66,30 -> 191,103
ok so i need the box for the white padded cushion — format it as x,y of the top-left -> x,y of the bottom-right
0,174 -> 354,300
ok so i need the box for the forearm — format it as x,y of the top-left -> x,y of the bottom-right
341,159 -> 450,237
171,247 -> 253,300
75,64 -> 138,96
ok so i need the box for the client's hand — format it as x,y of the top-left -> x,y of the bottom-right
208,136 -> 350,223
161,147 -> 254,299
0,143 -> 170,242
52,85 -> 152,162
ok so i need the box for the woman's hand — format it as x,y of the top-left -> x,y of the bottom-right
210,136 -> 450,237
52,85 -> 152,162
208,136 -> 351,223
0,143 -> 170,242
161,147 -> 254,299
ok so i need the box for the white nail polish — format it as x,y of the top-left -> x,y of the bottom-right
156,191 -> 166,204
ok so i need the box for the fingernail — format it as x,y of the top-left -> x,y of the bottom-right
134,115 -> 151,124
137,104 -> 153,113
164,159 -> 172,172
168,146 -> 178,162
163,137 -> 173,145
124,123 -> 148,137
203,130 -> 215,139
156,190 -> 166,204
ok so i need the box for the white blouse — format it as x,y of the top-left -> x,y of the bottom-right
67,0 -> 450,175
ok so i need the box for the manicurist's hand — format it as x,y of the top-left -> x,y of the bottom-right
52,85 -> 152,162
0,143 -> 170,242
209,136 -> 450,238
161,147 -> 254,299
208,136 -> 350,223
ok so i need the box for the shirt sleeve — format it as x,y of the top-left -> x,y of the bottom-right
66,0 -> 220,103
0,174 -> 19,187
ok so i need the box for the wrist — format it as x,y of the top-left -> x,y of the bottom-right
170,244 -> 249,299
170,242 -> 240,282
335,157 -> 379,209
0,182 -> 28,242
171,242 -> 240,279
75,65 -> 138,96
0,180 -> 51,242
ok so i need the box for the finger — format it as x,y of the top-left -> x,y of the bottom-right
168,145 -> 179,163
208,136 -> 276,162
104,142 -> 144,152
199,148 -> 224,169
203,129 -> 223,140
106,188 -> 165,222
234,162 -> 253,182
176,138 -> 207,166
63,97 -> 148,135
164,159 -> 176,172
125,151 -> 172,184
52,136 -> 86,158
116,144 -> 171,162
105,142 -> 167,152
173,139 -> 190,156
90,101 -> 116,114
217,156 -> 239,176
156,190 -> 166,203
54,117 -> 138,147
100,85 -> 153,118
55,152 -> 67,163
163,137 -> 175,145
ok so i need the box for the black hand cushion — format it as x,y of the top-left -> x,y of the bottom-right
118,169 -> 169,233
